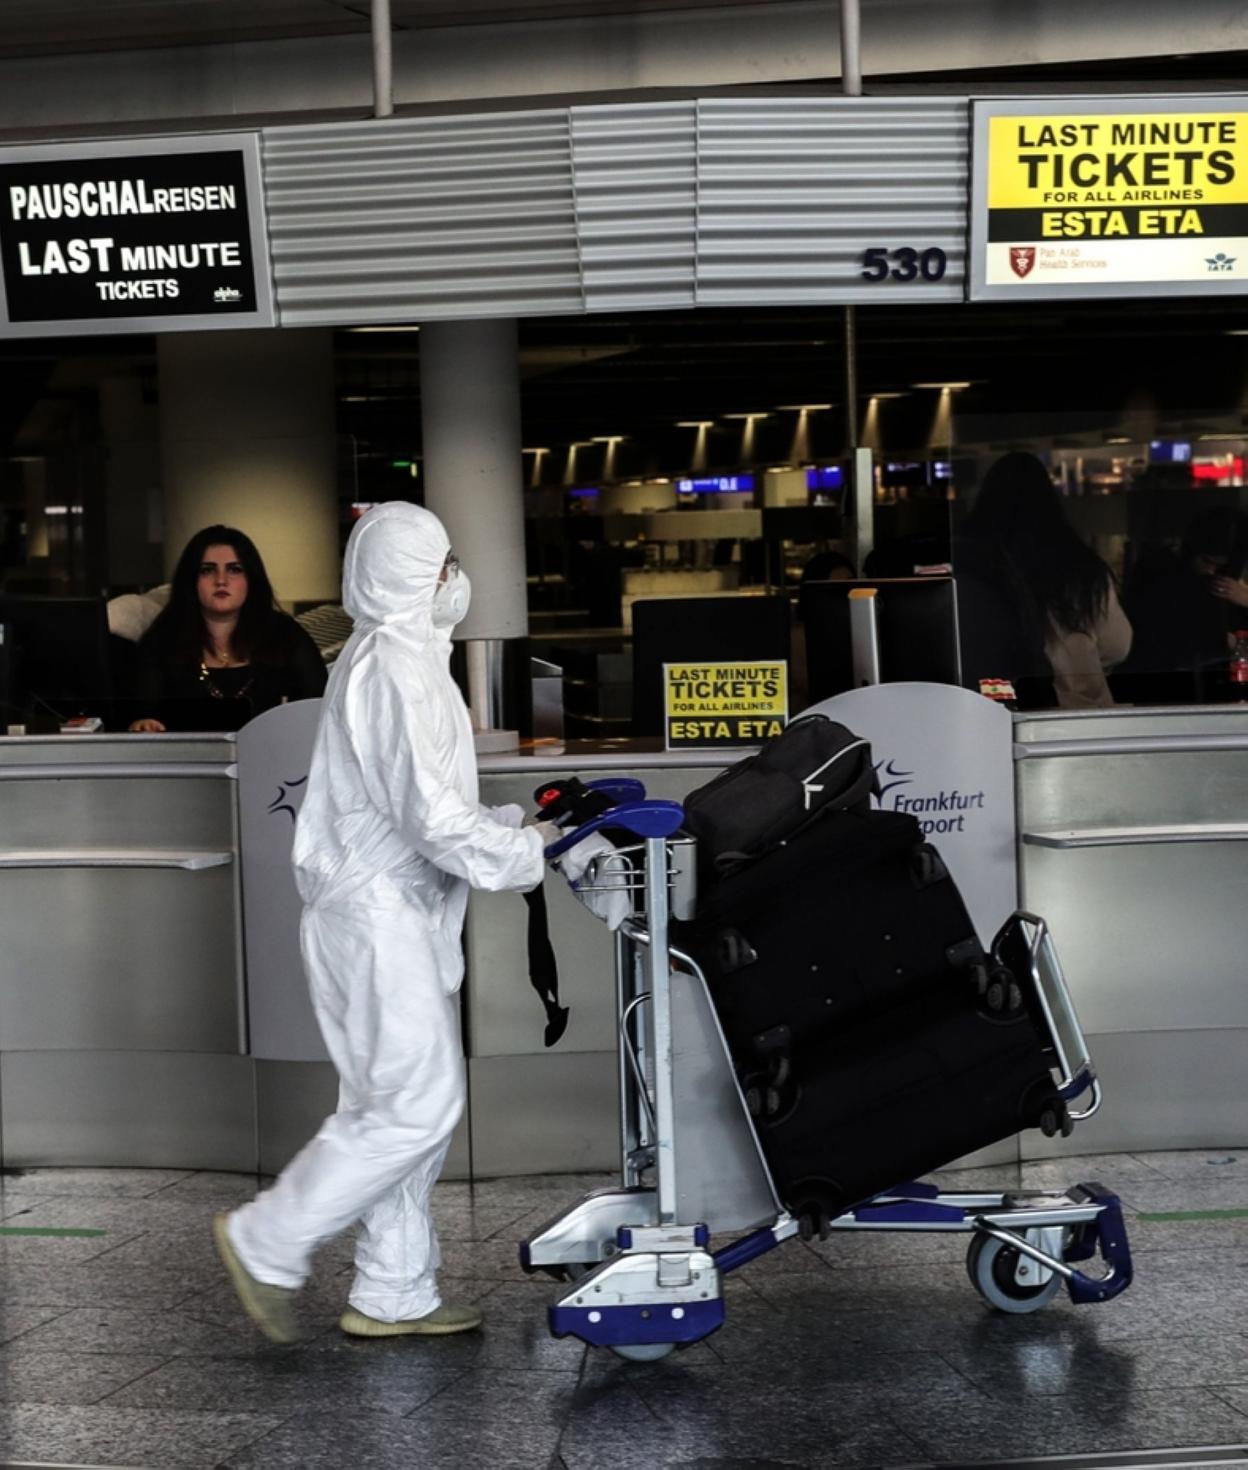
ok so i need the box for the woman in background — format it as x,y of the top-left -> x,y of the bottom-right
129,525 -> 326,732
961,452 -> 1131,709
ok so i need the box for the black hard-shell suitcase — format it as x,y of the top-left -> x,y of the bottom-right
673,803 -> 1066,1229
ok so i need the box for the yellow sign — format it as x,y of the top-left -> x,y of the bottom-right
973,103 -> 1248,295
663,661 -> 788,749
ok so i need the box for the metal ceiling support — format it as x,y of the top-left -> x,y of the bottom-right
839,0 -> 862,98
372,0 -> 394,119
840,0 -> 864,567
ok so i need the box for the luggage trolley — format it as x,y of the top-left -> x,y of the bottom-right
519,782 -> 1134,1362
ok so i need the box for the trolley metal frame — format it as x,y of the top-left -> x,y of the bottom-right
520,798 -> 1134,1361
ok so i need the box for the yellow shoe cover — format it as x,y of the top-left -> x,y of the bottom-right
339,1302 -> 483,1337
212,1213 -> 300,1345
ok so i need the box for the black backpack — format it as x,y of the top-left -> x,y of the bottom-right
682,714 -> 877,881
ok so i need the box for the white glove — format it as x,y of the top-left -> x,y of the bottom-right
490,802 -> 527,830
531,820 -> 561,851
555,832 -> 632,930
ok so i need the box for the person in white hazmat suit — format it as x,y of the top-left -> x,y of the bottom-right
214,502 -> 557,1343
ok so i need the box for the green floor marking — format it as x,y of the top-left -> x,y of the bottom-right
0,1226 -> 108,1237
1137,1208 -> 1248,1222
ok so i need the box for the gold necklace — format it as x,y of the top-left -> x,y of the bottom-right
199,661 -> 254,701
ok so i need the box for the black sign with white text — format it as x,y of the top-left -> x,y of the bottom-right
0,139 -> 274,334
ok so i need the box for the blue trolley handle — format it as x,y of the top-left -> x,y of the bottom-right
544,799 -> 685,860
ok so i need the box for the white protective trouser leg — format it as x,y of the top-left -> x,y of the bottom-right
229,904 -> 465,1321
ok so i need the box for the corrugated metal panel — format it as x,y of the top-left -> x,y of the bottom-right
259,96 -> 969,325
570,101 -> 697,314
262,110 -> 584,326
694,97 -> 968,306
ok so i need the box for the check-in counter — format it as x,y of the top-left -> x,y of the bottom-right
2,703 -> 1244,1176
1014,704 -> 1248,1156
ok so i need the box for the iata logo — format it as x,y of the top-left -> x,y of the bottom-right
1010,247 -> 1037,279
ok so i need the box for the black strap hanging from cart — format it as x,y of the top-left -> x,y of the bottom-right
524,883 -> 569,1048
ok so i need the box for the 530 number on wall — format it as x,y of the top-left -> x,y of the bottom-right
861,247 -> 948,282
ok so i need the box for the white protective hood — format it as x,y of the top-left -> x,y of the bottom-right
291,501 -> 545,926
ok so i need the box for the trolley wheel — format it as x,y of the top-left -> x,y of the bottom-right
611,1342 -> 676,1363
966,1233 -> 1062,1314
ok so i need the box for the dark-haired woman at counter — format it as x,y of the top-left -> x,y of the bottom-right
128,525 -> 326,733
962,452 -> 1131,709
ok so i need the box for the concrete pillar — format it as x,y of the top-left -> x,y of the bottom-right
157,329 -> 339,607
419,318 -> 527,731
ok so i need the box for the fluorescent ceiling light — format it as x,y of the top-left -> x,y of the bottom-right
346,325 -> 421,333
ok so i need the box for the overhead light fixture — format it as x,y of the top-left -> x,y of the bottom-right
522,446 -> 551,454
1225,329 -> 1248,336
346,325 -> 421,333
592,435 -> 625,443
869,391 -> 909,400
676,420 -> 714,428
1104,435 -> 1132,444
723,412 -> 772,419
912,381 -> 974,391
775,403 -> 834,412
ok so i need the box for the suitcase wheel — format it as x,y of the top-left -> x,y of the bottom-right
1038,1100 -> 1074,1138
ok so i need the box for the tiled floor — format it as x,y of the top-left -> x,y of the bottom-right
0,1152 -> 1246,1468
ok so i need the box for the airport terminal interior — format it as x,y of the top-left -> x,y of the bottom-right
2,4 -> 1248,1469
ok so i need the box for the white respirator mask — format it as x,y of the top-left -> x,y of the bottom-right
431,566 -> 472,629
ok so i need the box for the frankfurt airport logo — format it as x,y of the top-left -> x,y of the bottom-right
1009,246 -> 1036,278
874,757 -> 987,837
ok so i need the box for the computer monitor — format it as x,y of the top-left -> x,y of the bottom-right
801,577 -> 961,701
631,595 -> 791,736
0,596 -> 114,723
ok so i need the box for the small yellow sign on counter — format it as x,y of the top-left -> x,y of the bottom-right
663,660 -> 788,749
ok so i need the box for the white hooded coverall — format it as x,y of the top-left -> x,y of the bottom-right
228,502 -> 546,1322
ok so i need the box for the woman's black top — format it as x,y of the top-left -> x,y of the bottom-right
132,614 -> 328,731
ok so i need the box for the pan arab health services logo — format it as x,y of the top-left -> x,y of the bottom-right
873,758 -> 987,837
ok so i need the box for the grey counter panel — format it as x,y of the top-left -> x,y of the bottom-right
1017,750 -> 1247,833
468,1052 -> 619,1177
254,1058 -> 472,1182
1020,840 -> 1248,1035
0,864 -> 243,1052
254,1059 -> 339,1176
1,1050 -> 256,1171
0,775 -> 237,849
1014,1029 -> 1248,1158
